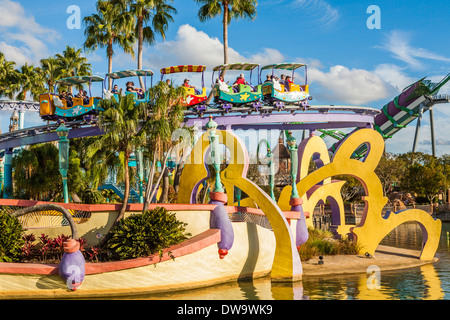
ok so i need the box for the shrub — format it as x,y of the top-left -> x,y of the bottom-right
0,211 -> 25,262
105,207 -> 190,261
298,228 -> 360,261
82,188 -> 105,204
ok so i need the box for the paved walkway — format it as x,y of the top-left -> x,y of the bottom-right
302,245 -> 438,277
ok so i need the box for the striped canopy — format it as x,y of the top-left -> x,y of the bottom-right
212,63 -> 259,72
56,76 -> 105,86
161,65 -> 206,75
261,63 -> 306,71
106,69 -> 154,79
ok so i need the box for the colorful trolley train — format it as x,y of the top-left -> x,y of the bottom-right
39,62 -> 312,121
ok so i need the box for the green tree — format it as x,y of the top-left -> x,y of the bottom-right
14,63 -> 45,101
55,46 -> 92,94
12,143 -> 86,201
86,94 -> 145,223
78,136 -> 124,190
195,0 -> 258,65
13,143 -> 60,200
375,152 -> 405,197
39,56 -> 64,91
0,52 -> 19,98
83,0 -> 136,90
113,0 -> 177,88
399,152 -> 446,204
140,81 -> 187,211
440,154 -> 450,202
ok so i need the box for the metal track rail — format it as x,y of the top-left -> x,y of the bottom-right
0,104 -> 380,151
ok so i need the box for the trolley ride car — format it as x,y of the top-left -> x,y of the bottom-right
260,63 -> 312,109
104,69 -> 154,104
160,65 -> 208,109
39,75 -> 104,121
211,63 -> 262,112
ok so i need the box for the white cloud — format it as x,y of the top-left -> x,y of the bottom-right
145,24 -> 287,86
0,41 -> 31,66
377,30 -> 450,70
0,0 -> 60,65
145,24 -> 441,110
307,65 -> 391,105
149,24 -> 243,69
148,24 -> 288,69
373,64 -> 415,93
292,0 -> 339,29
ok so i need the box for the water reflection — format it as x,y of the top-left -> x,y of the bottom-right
121,222 -> 450,300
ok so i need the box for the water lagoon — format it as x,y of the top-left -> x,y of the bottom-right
119,222 -> 450,300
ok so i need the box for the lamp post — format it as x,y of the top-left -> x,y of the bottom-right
0,157 -> 3,196
267,146 -> 276,201
56,123 -> 70,203
205,116 -> 232,260
286,131 -> 309,247
286,132 -> 299,200
206,116 -> 224,193
136,148 -> 144,204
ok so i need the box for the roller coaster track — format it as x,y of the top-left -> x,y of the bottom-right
1,74 -> 448,156
0,104 -> 380,151
0,100 -> 40,111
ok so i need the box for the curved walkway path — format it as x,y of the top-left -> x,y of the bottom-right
303,245 -> 438,277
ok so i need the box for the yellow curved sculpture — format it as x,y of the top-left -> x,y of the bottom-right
278,135 -> 350,236
290,129 -> 441,260
178,129 -> 302,281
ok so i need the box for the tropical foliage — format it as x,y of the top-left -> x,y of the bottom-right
14,63 -> 45,101
195,0 -> 258,65
86,94 -> 145,222
0,52 -> 19,98
111,0 -> 177,88
105,207 -> 190,260
0,46 -> 92,100
0,211 -> 25,262
83,0 -> 136,89
12,143 -> 86,202
140,80 -> 187,211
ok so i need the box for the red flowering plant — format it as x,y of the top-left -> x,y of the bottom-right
21,234 -> 36,260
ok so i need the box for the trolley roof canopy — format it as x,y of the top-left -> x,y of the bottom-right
261,63 -> 306,71
105,69 -> 155,79
56,75 -> 105,86
212,63 -> 260,72
160,65 -> 206,75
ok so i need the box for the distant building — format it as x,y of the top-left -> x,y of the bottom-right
271,132 -> 292,187
9,110 -> 19,132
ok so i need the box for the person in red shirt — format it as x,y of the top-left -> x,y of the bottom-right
232,73 -> 253,92
182,78 -> 201,94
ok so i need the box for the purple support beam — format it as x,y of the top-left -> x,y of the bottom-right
185,112 -> 375,130
1,108 -> 377,150
374,81 -> 421,128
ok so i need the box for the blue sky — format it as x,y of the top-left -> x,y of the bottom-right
0,0 -> 449,156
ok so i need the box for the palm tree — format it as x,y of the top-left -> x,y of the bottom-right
15,63 -> 45,101
140,80 -> 187,211
86,94 -> 145,224
55,46 -> 92,93
83,0 -> 136,90
79,136 -> 124,190
12,143 -> 61,200
0,52 -> 19,98
195,0 -> 258,65
39,57 -> 63,91
112,0 -> 177,88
